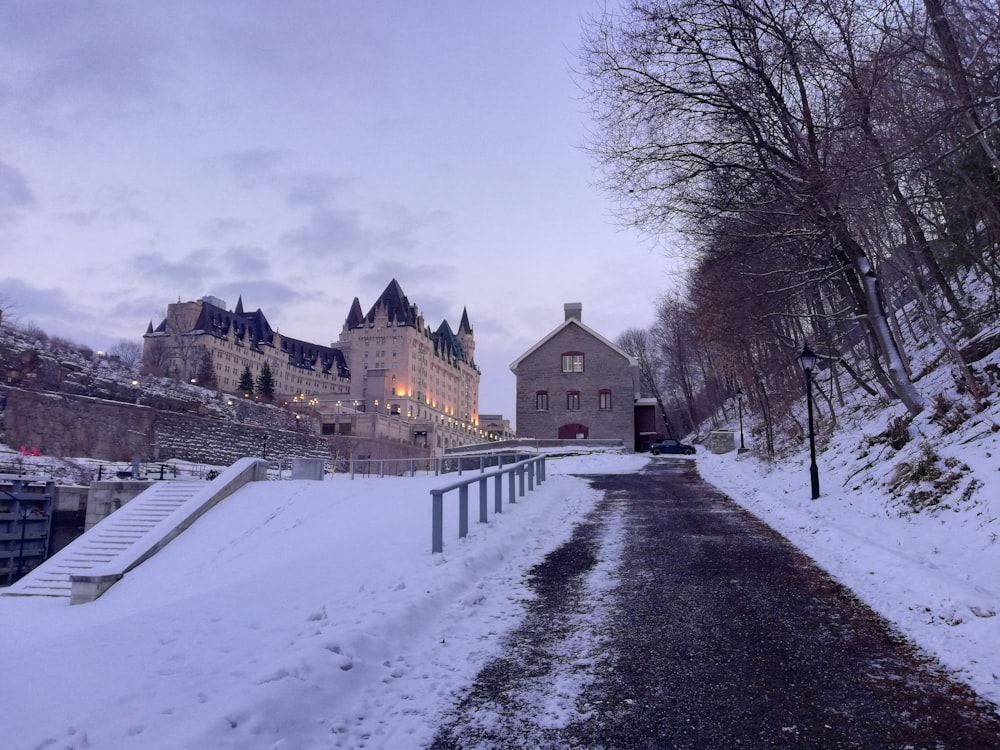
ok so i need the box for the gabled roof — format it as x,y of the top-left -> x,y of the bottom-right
363,278 -> 418,327
278,335 -> 350,378
509,317 -> 637,372
434,319 -> 464,361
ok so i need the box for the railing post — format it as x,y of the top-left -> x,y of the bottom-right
494,473 -> 502,513
458,484 -> 469,538
518,465 -> 525,497
432,491 -> 444,553
410,459 -> 415,477
458,457 -> 463,476
539,456 -> 546,483
435,457 -> 440,476
508,468 -> 516,504
527,461 -> 535,492
479,477 -> 488,523
350,459 -> 355,480
379,459 -> 385,478
480,455 -> 485,473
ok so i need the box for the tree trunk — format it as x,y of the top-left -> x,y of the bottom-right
837,227 -> 925,415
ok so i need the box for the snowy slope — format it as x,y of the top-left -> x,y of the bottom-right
1,438 -> 998,749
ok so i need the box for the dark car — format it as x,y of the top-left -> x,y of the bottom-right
648,438 -> 696,456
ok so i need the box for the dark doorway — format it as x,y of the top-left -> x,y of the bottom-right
558,423 -> 589,439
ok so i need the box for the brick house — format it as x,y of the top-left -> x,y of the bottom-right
510,303 -> 639,448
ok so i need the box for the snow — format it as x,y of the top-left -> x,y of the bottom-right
2,431 -> 998,748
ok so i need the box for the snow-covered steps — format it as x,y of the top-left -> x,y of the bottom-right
2,458 -> 268,603
3,482 -> 204,598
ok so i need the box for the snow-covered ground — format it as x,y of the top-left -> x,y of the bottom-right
2,437 -> 998,749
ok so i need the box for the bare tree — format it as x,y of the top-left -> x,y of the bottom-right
581,0 -> 927,415
109,339 -> 143,370
618,327 -> 675,437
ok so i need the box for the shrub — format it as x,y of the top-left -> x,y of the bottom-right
885,415 -> 911,450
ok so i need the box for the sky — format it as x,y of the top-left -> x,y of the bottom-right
1,428 -> 998,748
0,1 -> 681,420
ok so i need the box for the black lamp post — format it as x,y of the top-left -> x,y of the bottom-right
736,387 -> 747,453
262,433 -> 269,460
797,342 -> 820,499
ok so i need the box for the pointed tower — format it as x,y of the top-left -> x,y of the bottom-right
344,297 -> 364,332
365,279 -> 417,327
457,306 -> 475,364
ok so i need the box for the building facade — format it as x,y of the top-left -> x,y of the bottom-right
511,303 -> 638,447
143,296 -> 351,400
142,281 -> 486,454
331,280 -> 482,452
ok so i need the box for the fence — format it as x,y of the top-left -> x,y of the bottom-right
270,451 -> 538,479
429,455 -> 546,553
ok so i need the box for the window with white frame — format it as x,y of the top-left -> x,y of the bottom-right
561,353 -> 584,373
599,389 -> 612,410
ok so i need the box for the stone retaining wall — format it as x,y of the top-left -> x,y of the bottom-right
4,387 -> 330,465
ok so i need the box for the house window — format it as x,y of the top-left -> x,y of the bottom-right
567,390 -> 581,410
535,391 -> 549,411
561,353 -> 584,373
599,389 -> 612,410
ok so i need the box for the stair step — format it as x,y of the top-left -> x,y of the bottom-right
3,481 -> 205,598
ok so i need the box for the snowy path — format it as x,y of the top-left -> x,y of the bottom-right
429,459 -> 1000,748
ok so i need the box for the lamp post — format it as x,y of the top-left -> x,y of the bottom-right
736,387 -> 747,453
797,342 -> 820,499
261,433 -> 269,460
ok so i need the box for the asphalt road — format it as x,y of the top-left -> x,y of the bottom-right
429,458 -> 1000,749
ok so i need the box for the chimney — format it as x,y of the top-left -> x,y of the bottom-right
564,302 -> 582,322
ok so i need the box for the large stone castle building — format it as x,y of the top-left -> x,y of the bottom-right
143,280 -> 484,453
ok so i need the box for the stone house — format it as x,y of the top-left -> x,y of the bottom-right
510,303 -> 638,448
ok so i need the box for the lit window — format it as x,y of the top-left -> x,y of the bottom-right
599,389 -> 612,410
567,391 -> 580,410
561,353 -> 584,373
535,391 -> 549,411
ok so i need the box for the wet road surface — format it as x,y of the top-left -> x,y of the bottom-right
429,458 -> 1000,749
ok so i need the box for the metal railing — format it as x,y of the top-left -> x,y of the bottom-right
312,452 -> 537,479
429,455 -> 546,553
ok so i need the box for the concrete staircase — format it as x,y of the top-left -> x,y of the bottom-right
2,457 -> 269,603
2,481 -> 203,598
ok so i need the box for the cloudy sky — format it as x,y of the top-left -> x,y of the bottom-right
0,0 -> 681,419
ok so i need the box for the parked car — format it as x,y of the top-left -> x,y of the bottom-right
648,438 -> 696,456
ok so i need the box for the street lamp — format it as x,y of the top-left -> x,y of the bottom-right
797,342 -> 820,499
736,387 -> 747,453
261,433 -> 269,460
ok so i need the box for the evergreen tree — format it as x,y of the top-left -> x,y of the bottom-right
255,361 -> 275,402
195,350 -> 218,390
238,365 -> 255,396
